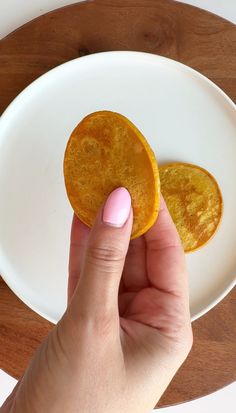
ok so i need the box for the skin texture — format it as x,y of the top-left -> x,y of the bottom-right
1,195 -> 192,413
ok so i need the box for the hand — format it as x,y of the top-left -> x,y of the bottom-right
2,188 -> 192,413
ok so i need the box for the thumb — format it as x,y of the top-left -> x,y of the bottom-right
70,187 -> 132,322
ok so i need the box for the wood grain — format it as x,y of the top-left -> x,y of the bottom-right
0,0 -> 236,407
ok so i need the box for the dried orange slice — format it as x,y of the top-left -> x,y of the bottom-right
64,111 -> 160,238
159,162 -> 223,252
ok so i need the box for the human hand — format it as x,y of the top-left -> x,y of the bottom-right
2,188 -> 192,413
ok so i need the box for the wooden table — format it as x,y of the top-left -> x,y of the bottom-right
0,0 -> 236,407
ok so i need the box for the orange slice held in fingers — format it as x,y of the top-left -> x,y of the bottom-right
64,111 -> 160,238
159,162 -> 223,253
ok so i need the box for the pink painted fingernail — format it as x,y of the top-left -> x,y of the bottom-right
102,187 -> 131,227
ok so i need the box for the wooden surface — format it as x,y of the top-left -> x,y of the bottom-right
0,0 -> 236,407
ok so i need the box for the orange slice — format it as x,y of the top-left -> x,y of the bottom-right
64,111 -> 160,238
159,162 -> 223,252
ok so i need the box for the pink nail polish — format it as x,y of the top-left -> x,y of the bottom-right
102,187 -> 131,227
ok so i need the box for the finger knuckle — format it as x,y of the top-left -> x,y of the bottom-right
174,327 -> 193,359
88,243 -> 125,264
167,309 -> 193,356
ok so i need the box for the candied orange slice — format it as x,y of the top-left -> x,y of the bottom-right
159,162 -> 223,252
64,111 -> 160,238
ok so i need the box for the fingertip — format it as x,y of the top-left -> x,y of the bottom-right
145,193 -> 181,248
160,193 -> 167,210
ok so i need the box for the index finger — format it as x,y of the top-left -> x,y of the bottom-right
68,214 -> 90,303
144,196 -> 188,298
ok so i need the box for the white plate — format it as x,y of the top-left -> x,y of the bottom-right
0,52 -> 235,323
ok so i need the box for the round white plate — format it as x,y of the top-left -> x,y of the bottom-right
0,52 -> 235,323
